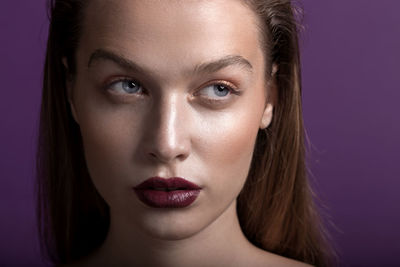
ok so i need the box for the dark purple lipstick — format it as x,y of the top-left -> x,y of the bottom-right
133,177 -> 201,208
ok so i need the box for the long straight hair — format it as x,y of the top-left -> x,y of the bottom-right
37,0 -> 332,266
238,1 -> 333,266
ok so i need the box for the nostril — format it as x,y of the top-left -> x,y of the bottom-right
148,152 -> 164,161
144,136 -> 191,163
147,151 -> 188,163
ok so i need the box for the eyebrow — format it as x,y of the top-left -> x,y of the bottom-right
87,48 -> 253,75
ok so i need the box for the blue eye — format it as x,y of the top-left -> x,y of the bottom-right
109,79 -> 143,94
213,84 -> 230,97
201,84 -> 232,98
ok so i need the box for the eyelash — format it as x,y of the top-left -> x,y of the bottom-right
103,77 -> 241,103
105,77 -> 145,95
195,80 -> 241,104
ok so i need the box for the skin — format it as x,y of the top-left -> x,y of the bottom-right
66,0 -> 310,266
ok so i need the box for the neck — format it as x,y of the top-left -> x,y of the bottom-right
89,200 -> 256,266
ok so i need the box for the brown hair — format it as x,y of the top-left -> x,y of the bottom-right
37,0 -> 333,266
238,1 -> 333,266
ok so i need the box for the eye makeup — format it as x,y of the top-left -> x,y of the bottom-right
97,71 -> 245,108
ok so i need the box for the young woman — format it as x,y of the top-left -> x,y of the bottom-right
37,0 -> 332,266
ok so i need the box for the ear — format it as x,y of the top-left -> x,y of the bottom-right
259,64 -> 278,129
62,57 -> 80,124
259,103 -> 273,129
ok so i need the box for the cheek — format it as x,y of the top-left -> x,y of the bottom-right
82,118 -> 130,176
75,93 -> 141,199
195,108 -> 261,195
202,118 -> 257,168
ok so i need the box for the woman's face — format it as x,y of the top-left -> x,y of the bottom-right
69,0 -> 273,239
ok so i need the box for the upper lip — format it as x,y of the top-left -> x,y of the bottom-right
134,177 -> 201,190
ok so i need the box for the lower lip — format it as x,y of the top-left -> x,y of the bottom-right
133,189 -> 201,208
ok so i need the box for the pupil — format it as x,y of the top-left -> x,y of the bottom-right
122,80 -> 140,93
214,84 -> 229,96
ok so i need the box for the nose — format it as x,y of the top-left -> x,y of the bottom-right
142,93 -> 191,163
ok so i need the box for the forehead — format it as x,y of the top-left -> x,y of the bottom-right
78,0 -> 265,77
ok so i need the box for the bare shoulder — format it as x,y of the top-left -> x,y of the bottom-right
258,252 -> 313,267
243,246 -> 314,267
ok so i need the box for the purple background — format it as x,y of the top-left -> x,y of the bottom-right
1,0 -> 399,266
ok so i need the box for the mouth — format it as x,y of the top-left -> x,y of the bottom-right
133,177 -> 202,208
133,176 -> 202,191
152,187 -> 186,191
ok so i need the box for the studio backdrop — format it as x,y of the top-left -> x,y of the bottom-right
0,0 -> 399,266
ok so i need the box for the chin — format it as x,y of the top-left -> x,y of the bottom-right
136,211 -> 210,241
146,228 -> 197,241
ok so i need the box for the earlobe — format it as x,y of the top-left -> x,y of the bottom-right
271,64 -> 278,77
259,63 -> 278,129
260,103 -> 273,129
62,57 -> 80,124
68,92 -> 80,125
